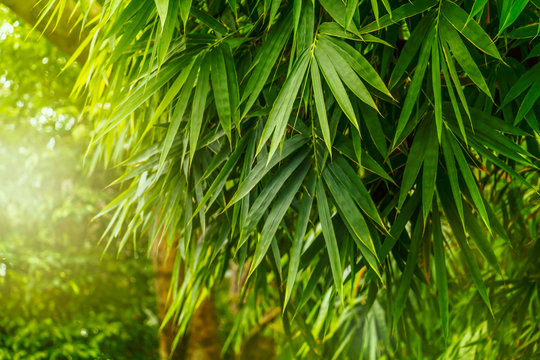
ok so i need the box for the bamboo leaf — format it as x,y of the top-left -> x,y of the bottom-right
189,57 -> 211,164
320,0 -> 359,33
311,58 -> 332,154
158,57 -> 202,172
447,133 -> 490,230
241,13 -> 293,117
422,121 -> 438,221
499,0 -> 530,35
441,1 -> 503,61
359,0 -> 437,34
431,38 -> 443,140
258,51 -> 310,160
315,43 -> 359,129
389,15 -> 434,89
325,36 -> 392,98
441,129 -> 464,223
284,173 -> 316,310
316,179 -> 344,300
515,81 -> 540,124
249,161 -> 310,277
210,47 -> 232,140
323,169 -> 381,277
394,27 -> 435,144
398,121 -> 431,209
317,38 -> 378,111
328,157 -> 384,228
393,214 -> 424,327
439,178 -> 492,312
442,21 -> 492,100
229,135 -> 308,207
154,0 -> 168,28
432,201 -> 449,340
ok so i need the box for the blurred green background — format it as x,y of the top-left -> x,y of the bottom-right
0,6 -> 159,359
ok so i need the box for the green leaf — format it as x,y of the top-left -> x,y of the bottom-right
467,0 -> 488,23
442,20 -> 492,100
501,64 -> 540,107
311,58 -> 332,154
158,57 -> 202,172
317,38 -> 378,111
464,207 -> 501,274
154,0 -> 168,28
210,47 -> 232,140
189,57 -> 211,164
239,151 -> 308,244
222,43 -> 240,129
241,13 -> 293,117
432,201 -> 449,340
105,58 -> 188,137
296,0 -> 315,54
323,169 -> 381,276
258,51 -> 310,161
191,8 -> 229,34
439,46 -> 468,142
393,213 -> 424,327
229,135 -> 308,207
422,121 -> 438,221
499,0 -> 530,35
358,102 -> 387,157
190,132 -> 251,221
440,43 -> 472,127
438,178 -> 492,312
398,121 -> 431,209
515,81 -> 540,124
327,157 -> 384,228
431,38 -> 443,140
441,129 -> 464,223
320,0 -> 359,33
378,191 -> 421,259
345,0 -> 359,30
325,36 -> 393,98
284,173 -> 316,310
389,15 -> 434,89
447,133 -> 490,230
315,42 -> 359,129
249,161 -> 310,277
180,0 -> 192,28
441,1 -> 502,61
316,179 -> 344,300
359,0 -> 437,34
394,27 -> 435,144
149,57 -> 196,135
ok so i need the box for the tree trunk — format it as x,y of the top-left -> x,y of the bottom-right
152,240 -> 222,360
152,241 -> 185,360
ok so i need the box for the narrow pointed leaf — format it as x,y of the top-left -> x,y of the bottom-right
393,214 -> 424,327
422,122 -> 438,220
315,43 -> 359,129
316,179 -> 344,300
284,173 -> 316,309
432,201 -> 449,340
394,27 -> 435,143
210,47 -> 232,140
189,58 -> 211,163
442,1 -> 502,61
311,58 -> 332,153
250,161 -> 310,276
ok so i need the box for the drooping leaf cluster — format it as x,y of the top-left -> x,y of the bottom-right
44,0 -> 539,357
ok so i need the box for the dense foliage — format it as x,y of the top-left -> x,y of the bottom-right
37,0 -> 540,358
0,9 -> 158,359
